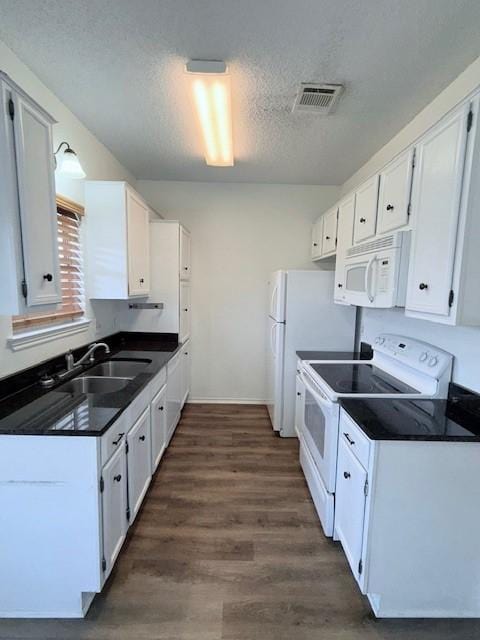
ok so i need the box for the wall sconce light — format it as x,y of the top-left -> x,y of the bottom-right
54,141 -> 86,179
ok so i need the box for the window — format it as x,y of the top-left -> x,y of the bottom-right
12,195 -> 85,332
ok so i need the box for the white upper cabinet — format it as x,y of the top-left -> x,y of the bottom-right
311,217 -> 323,260
85,181 -> 150,299
377,148 -> 415,234
405,102 -> 471,320
321,207 -> 338,256
334,193 -> 356,304
353,174 -> 379,243
180,226 -> 191,280
0,72 -> 61,315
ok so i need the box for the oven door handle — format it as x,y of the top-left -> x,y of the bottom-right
365,256 -> 376,303
300,372 -> 332,410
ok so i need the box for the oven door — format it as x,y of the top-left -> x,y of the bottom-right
300,369 -> 339,493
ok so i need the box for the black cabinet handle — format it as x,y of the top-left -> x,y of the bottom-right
139,435 -> 146,441
112,433 -> 124,446
359,217 -> 366,223
43,273 -> 53,282
313,242 -> 318,247
113,474 -> 122,482
184,352 -> 189,355
183,308 -> 188,312
297,391 -> 301,396
344,432 -> 355,445
139,278 -> 144,284
325,236 -> 331,240
337,283 -> 343,288
343,471 -> 351,479
386,204 -> 394,211
159,405 -> 164,411
419,283 -> 429,290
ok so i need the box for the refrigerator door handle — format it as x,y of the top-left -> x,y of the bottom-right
270,322 -> 277,356
270,285 -> 277,318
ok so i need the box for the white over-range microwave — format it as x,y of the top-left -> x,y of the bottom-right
341,231 -> 410,308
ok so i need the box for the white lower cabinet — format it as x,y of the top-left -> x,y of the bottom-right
151,384 -> 167,471
180,340 -> 191,407
294,372 -> 304,435
126,407 -> 152,523
166,351 -> 182,443
101,443 -> 128,579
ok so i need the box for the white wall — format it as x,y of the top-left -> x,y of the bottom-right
134,181 -> 339,402
0,39 -> 136,378
344,54 -> 480,391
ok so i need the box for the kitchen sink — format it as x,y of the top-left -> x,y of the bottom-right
86,360 -> 149,378
59,376 -> 131,395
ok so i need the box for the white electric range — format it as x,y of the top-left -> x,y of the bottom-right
295,334 -> 453,536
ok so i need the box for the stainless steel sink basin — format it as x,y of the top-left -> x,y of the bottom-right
59,376 -> 131,395
86,360 -> 149,378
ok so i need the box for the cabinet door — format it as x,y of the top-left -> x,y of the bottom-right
322,207 -> 338,256
334,193 -> 355,303
179,281 -> 191,342
353,175 -> 379,243
127,189 -> 150,296
335,436 -> 367,585
311,218 -> 323,260
12,91 -> 61,307
405,104 -> 469,317
180,226 -> 191,280
102,443 -> 128,578
295,374 -> 305,435
180,339 -> 191,407
151,385 -> 167,472
127,407 -> 152,523
166,353 -> 181,443
377,148 -> 415,234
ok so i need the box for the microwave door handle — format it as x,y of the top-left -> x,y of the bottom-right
365,256 -> 376,303
300,372 -> 332,410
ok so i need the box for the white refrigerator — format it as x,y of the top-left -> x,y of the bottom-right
266,270 -> 356,437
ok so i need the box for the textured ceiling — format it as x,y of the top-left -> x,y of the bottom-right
0,0 -> 479,185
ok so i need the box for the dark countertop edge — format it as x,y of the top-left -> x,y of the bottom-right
0,332 -> 182,437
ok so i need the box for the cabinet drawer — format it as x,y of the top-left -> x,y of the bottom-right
127,384 -> 150,424
101,411 -> 128,466
339,410 -> 370,469
149,366 -> 167,400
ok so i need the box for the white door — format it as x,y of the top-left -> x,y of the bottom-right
377,148 -> 415,234
127,189 -> 150,296
102,443 -> 128,579
353,175 -> 379,243
179,281 -> 191,342
180,226 -> 191,280
126,407 -> 152,523
334,435 -> 367,586
268,270 -> 286,321
322,208 -> 338,256
166,352 -> 182,442
266,318 -> 285,431
311,218 -> 323,260
295,374 -> 305,436
180,339 -> 191,407
405,103 -> 470,317
150,384 -> 167,472
334,193 -> 356,303
12,91 -> 61,308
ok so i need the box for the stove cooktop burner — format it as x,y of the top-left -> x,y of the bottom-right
309,362 -> 420,395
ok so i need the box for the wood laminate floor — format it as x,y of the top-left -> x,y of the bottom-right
2,404 -> 480,640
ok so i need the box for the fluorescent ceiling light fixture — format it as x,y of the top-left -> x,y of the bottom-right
54,141 -> 86,179
186,60 -> 234,167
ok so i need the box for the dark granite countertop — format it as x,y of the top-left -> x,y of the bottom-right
340,384 -> 480,442
0,332 -> 180,436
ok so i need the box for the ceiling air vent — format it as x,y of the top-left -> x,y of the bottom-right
292,83 -> 344,114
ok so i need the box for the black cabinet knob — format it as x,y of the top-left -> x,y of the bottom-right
297,391 -> 301,396
337,283 -> 343,288
419,283 -> 429,290
113,474 -> 122,482
43,273 -> 53,282
184,266 -> 188,271
159,405 -> 164,411
325,236 -> 331,240
184,308 -> 188,312
313,242 -> 318,247
386,204 -> 394,211
343,471 -> 351,479
139,278 -> 144,284
139,435 -> 146,441
359,217 -> 366,223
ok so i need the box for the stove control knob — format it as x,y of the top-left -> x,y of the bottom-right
428,356 -> 438,367
419,352 -> 428,362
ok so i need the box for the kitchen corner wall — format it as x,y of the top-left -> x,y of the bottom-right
133,181 -> 340,403
346,55 -> 480,392
0,39 -> 135,378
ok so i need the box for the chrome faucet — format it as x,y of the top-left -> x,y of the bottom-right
65,342 -> 110,371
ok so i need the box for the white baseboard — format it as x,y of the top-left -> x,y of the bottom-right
187,397 -> 266,405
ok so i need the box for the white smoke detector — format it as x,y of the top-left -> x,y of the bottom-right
292,83 -> 344,114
